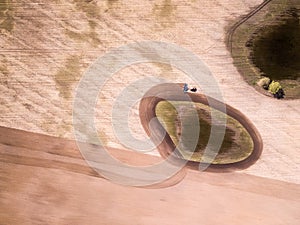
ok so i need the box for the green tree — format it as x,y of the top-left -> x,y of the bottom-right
268,81 -> 281,94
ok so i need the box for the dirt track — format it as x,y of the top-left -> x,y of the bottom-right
0,125 -> 186,188
139,83 -> 263,172
1,0 -> 299,184
1,0 -> 300,223
227,0 -> 273,52
1,125 -> 299,224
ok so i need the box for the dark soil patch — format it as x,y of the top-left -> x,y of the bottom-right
226,0 -> 300,99
248,8 -> 300,81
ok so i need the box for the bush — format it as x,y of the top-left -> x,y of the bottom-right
268,81 -> 282,94
257,77 -> 271,90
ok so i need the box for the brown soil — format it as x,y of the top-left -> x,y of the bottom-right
0,125 -> 299,224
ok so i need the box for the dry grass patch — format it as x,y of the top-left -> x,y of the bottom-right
156,101 -> 253,164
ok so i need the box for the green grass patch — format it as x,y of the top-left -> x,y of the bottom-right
0,58 -> 8,76
54,55 -> 82,99
73,0 -> 100,18
65,28 -> 101,47
152,0 -> 177,28
67,1 -> 101,47
155,101 -> 253,164
0,0 -> 14,33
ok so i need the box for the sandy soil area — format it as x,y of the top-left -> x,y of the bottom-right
0,0 -> 299,202
1,126 -> 299,224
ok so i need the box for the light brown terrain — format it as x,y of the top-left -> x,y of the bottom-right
1,0 -> 300,224
1,126 -> 300,224
1,0 -> 299,183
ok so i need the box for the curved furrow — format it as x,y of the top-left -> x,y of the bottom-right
139,83 -> 263,172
